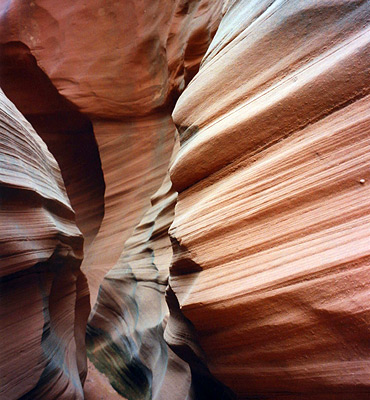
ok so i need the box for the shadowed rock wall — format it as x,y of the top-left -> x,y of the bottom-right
0,89 -> 89,399
1,0 -> 370,399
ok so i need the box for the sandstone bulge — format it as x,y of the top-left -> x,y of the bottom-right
1,1 -> 370,400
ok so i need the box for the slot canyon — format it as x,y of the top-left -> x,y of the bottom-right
0,1 -> 369,399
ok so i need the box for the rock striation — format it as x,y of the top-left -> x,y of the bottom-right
1,0 -> 370,399
0,41 -> 105,249
1,0 -> 229,398
169,1 -> 370,399
0,89 -> 89,399
0,0 -> 224,305
87,151 -> 180,400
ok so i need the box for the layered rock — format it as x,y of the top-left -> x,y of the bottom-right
80,0 -> 224,305
83,1 -> 234,398
0,42 -> 105,249
0,90 -> 89,399
169,1 -> 370,399
87,139 -> 235,399
2,0 -> 370,399
87,150 -> 180,400
0,0 -> 223,304
1,0 -> 228,399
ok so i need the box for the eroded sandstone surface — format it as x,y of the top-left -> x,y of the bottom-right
0,89 -> 88,399
169,1 -> 370,398
1,0 -> 370,399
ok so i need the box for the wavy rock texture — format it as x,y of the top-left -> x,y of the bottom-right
84,0 -> 233,396
87,153 -> 179,400
2,0 -> 370,399
0,42 -> 105,249
1,0 -> 228,399
0,0 -> 223,305
0,90 -> 89,399
169,1 -> 370,399
80,0 -> 224,305
87,139 -> 234,400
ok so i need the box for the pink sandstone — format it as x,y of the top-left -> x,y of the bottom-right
1,1 -> 369,399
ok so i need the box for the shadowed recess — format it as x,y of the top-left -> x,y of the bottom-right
0,41 -> 105,248
0,258 -> 89,400
165,285 -> 236,400
86,325 -> 152,400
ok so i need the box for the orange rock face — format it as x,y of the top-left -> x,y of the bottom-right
0,42 -> 105,249
1,0 -> 370,399
0,0 -> 223,305
1,0 -> 227,399
169,1 -> 370,399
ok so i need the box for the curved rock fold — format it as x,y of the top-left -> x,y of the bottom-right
0,90 -> 89,399
1,1 -> 370,399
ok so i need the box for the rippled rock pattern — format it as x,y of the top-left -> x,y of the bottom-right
87,157 -> 179,400
0,0 -> 222,303
1,0 -> 370,399
0,41 -> 105,250
170,1 -> 370,399
0,90 -> 89,399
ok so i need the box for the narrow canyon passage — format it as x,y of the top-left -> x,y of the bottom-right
1,1 -> 370,400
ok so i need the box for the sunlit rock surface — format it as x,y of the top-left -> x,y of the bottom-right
0,89 -> 89,399
1,0 -> 228,398
1,0 -> 370,399
0,0 -> 223,305
170,1 -> 370,399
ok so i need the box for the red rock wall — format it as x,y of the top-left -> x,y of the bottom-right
0,0 -> 223,304
0,42 -> 105,249
1,0 -> 226,399
1,0 -> 370,399
169,1 -> 370,399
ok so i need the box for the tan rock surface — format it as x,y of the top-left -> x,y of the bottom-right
2,0 -> 370,399
0,0 -> 223,305
169,1 -> 370,398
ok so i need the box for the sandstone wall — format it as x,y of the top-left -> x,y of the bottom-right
169,1 -> 370,398
0,89 -> 88,399
1,0 -> 226,398
1,1 -> 370,399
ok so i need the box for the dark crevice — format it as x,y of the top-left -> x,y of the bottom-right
0,41 -> 105,248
